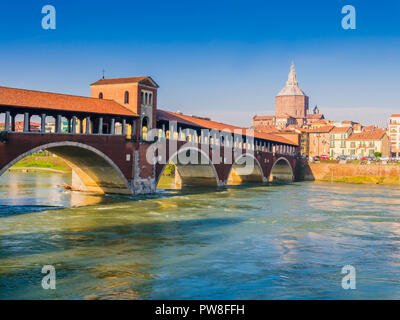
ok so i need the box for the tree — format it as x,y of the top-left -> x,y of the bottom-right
374,152 -> 382,158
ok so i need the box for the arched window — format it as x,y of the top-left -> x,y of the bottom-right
141,91 -> 144,105
145,93 -> 148,105
149,93 -> 152,106
124,91 -> 129,104
99,92 -> 103,99
142,117 -> 149,140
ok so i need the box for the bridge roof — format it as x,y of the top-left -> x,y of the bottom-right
157,110 -> 298,146
90,76 -> 159,88
0,86 -> 139,117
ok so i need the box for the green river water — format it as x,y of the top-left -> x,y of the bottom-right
1,172 -> 400,299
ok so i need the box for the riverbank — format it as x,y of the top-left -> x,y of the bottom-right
9,154 -> 71,173
7,167 -> 68,174
297,162 -> 400,185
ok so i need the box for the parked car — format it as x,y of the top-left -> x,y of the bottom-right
320,155 -> 329,160
336,155 -> 347,160
313,156 -> 321,161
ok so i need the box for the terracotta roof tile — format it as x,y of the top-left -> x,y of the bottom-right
307,126 -> 334,133
330,126 -> 351,133
0,86 -> 138,117
90,76 -> 159,87
253,115 -> 274,120
157,110 -> 298,146
347,129 -> 386,141
362,125 -> 377,132
253,124 -> 281,133
307,113 -> 324,119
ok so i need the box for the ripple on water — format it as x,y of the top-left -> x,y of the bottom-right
1,173 -> 400,299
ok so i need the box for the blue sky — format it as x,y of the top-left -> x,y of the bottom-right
0,0 -> 399,127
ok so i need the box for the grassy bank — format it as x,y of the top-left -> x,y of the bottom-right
319,176 -> 400,185
9,153 -> 71,173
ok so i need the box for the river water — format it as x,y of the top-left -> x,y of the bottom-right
0,171 -> 400,300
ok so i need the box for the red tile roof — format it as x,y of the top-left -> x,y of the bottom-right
253,115 -> 274,120
347,129 -> 386,141
307,113 -> 324,119
391,114 -> 400,118
0,86 -> 138,117
90,76 -> 159,87
310,119 -> 329,124
362,125 -> 377,132
306,126 -> 334,133
253,124 -> 281,133
157,110 -> 298,146
330,126 -> 351,133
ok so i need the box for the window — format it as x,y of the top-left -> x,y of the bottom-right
124,91 -> 129,104
149,93 -> 152,106
141,91 -> 144,104
142,117 -> 149,139
99,92 -> 103,99
145,93 -> 148,105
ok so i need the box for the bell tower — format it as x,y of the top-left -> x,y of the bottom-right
90,76 -> 159,139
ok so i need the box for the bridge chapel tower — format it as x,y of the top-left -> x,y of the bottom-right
90,76 -> 159,139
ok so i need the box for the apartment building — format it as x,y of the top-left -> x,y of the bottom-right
389,114 -> 400,157
345,129 -> 389,158
329,126 -> 353,157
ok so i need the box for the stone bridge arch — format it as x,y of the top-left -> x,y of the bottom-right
269,157 -> 294,183
227,153 -> 266,185
0,141 -> 132,195
156,146 -> 222,188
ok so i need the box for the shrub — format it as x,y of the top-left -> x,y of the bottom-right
163,163 -> 175,176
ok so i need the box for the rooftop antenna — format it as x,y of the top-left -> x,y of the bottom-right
102,69 -> 105,79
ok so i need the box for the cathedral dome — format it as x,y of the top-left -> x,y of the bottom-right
277,64 -> 307,97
